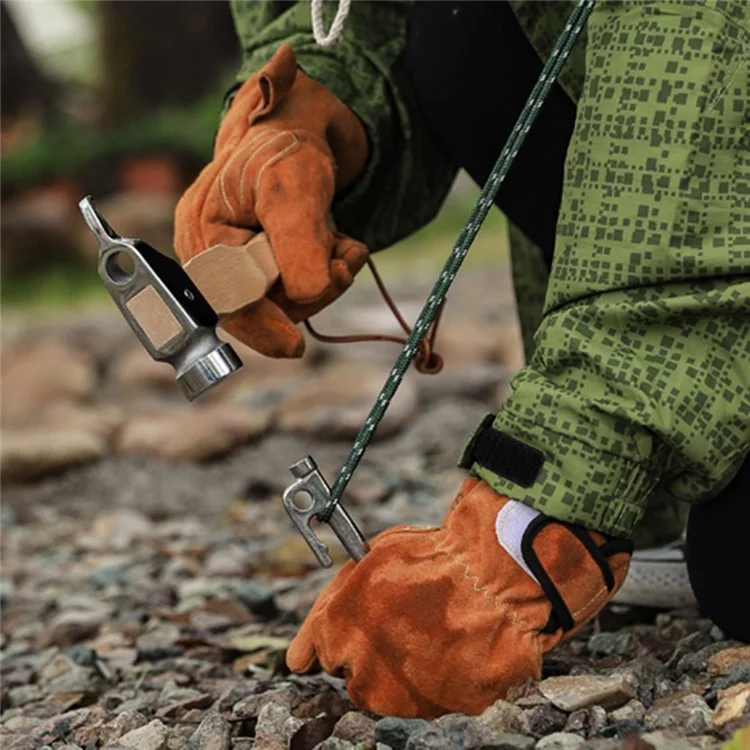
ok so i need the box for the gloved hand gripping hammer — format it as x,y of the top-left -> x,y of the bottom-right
80,196 -> 278,400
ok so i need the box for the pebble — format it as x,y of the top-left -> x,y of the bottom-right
1,427 -> 107,482
707,646 -> 750,676
188,711 -> 231,750
8,685 -> 42,707
374,718 -> 431,750
712,683 -> 750,728
0,339 -> 95,424
103,719 -> 169,749
535,733 -> 585,750
478,699 -> 529,734
525,704 -> 568,738
588,631 -> 634,658
539,675 -> 637,712
255,702 -> 295,745
609,700 -> 646,724
3,715 -> 43,733
117,403 -> 272,461
434,714 -> 496,747
315,740 -> 355,750
644,694 -> 713,734
333,712 -> 377,743
99,711 -> 148,745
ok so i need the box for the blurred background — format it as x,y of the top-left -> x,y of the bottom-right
1,0 -> 508,318
2,0 -> 241,311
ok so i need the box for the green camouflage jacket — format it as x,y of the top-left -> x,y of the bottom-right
229,0 -> 750,538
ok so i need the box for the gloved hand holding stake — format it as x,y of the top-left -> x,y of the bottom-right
287,478 -> 631,718
174,44 -> 369,358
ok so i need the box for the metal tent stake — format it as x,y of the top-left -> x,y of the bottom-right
282,457 -> 369,568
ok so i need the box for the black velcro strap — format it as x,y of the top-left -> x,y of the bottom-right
521,516 -> 634,634
472,426 -> 545,488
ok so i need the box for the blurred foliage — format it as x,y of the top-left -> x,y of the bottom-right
1,264 -> 105,312
1,86 -> 226,192
2,193 -> 507,314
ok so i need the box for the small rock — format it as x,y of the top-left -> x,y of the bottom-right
8,684 -> 42,707
204,549 -> 247,578
525,704 -> 568,737
1,426 -> 106,482
188,712 -> 231,750
609,700 -> 646,724
168,726 -> 197,750
535,733 -> 585,750
478,699 -> 528,734
255,702 -> 294,742
563,710 -> 588,736
673,640 -> 727,677
3,715 -> 43,733
711,664 -> 750,699
118,403 -> 272,461
434,715 -> 497,748
638,730 -> 713,749
288,715 -> 337,748
484,735 -> 535,750
103,719 -> 168,750
404,726 -> 450,750
333,713 -> 377,743
314,740 -> 355,750
374,718 -> 431,750
539,675 -> 637,712
707,646 -> 750,676
156,686 -> 211,718
90,564 -> 130,588
109,344 -> 175,393
588,632 -> 634,658
587,705 -> 608,738
89,509 -> 153,551
232,685 -> 299,718
227,579 -> 279,619
614,657 -> 665,708
712,682 -> 750,728
644,694 -> 712,734
0,339 -> 95,424
48,611 -> 104,647
99,712 -> 148,745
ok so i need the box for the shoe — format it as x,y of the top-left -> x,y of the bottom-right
611,539 -> 697,609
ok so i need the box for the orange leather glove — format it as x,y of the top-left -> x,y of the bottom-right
287,478 -> 631,719
174,44 -> 369,358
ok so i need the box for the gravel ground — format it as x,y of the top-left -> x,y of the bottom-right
2,269 -> 749,749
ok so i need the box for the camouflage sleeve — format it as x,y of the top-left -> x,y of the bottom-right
466,0 -> 750,538
228,0 -> 457,251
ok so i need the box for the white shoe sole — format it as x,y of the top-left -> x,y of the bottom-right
612,545 -> 697,609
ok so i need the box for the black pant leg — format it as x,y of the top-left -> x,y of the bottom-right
686,456 -> 750,643
405,0 -> 576,264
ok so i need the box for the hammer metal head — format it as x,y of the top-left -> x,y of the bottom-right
79,196 -> 242,400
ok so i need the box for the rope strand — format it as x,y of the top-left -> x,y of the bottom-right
319,0 -> 596,522
311,0 -> 351,47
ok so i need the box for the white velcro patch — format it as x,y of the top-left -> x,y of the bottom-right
495,500 -> 541,581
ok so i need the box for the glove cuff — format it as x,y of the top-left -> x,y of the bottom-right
493,496 -> 633,634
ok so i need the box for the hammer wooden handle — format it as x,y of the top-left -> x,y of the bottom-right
183,233 -> 280,316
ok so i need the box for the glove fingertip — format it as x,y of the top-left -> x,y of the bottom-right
286,634 -> 318,674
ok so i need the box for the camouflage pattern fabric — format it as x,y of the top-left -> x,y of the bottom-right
229,0 -> 750,538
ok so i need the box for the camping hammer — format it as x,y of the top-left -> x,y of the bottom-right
79,196 -> 279,400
